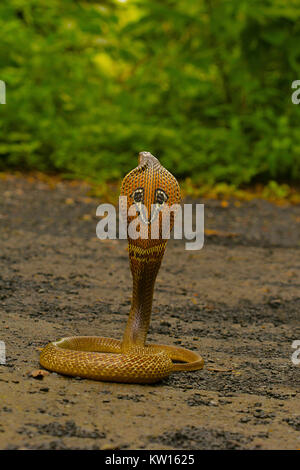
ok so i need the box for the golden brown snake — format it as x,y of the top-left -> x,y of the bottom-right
40,152 -> 204,383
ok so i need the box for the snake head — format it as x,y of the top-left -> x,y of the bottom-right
120,152 -> 181,241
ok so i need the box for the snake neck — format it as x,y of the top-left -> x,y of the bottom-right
122,241 -> 167,351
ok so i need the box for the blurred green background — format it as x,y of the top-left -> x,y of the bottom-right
0,0 -> 300,186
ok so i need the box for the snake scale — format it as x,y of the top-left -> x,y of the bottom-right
40,152 -> 204,383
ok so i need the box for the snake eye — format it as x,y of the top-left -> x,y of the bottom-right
155,189 -> 168,205
132,188 -> 144,203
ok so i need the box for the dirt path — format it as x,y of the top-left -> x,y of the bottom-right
0,175 -> 299,450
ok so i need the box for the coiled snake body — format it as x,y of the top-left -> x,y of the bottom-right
40,152 -> 204,383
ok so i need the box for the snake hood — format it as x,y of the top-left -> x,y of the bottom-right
120,152 -> 181,244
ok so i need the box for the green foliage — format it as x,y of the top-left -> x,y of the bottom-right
0,0 -> 300,184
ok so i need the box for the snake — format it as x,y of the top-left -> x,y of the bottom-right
40,152 -> 204,383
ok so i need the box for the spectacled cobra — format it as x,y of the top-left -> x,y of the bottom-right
40,152 -> 204,383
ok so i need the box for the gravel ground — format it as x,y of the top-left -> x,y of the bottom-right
0,174 -> 299,450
